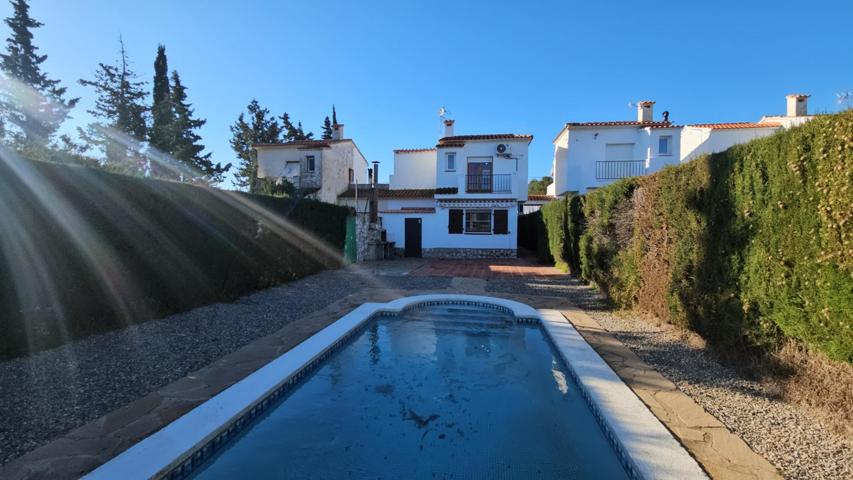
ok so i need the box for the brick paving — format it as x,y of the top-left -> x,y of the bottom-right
411,258 -> 564,279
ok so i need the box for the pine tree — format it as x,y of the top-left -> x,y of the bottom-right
280,113 -> 312,142
321,116 -> 332,139
170,71 -> 228,184
229,99 -> 282,192
149,44 -> 173,160
79,37 -> 148,174
0,0 -> 78,150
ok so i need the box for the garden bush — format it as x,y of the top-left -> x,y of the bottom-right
0,158 -> 350,359
577,111 -> 853,362
518,195 -> 584,273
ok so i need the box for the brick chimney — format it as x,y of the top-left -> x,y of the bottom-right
786,94 -> 809,117
637,101 -> 655,122
332,123 -> 345,140
443,119 -> 455,137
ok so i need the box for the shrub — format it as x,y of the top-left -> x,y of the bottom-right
0,158 -> 350,359
518,195 -> 584,273
577,111 -> 853,362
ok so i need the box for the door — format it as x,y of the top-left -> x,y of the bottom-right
404,218 -> 422,258
467,160 -> 493,192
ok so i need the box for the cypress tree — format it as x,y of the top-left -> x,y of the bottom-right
149,44 -> 173,159
170,71 -> 228,184
0,0 -> 78,150
229,99 -> 282,192
321,116 -> 332,139
331,104 -> 337,126
79,37 -> 149,174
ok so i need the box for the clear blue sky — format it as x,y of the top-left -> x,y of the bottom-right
16,0 -> 853,188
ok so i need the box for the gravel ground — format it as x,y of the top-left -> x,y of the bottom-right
488,276 -> 853,480
0,266 -> 451,466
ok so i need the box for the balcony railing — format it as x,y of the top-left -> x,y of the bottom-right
465,174 -> 512,193
595,160 -> 646,180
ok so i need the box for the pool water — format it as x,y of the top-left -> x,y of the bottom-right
191,304 -> 629,479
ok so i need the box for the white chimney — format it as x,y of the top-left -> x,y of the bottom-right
786,94 -> 809,117
637,101 -> 655,122
443,119 -> 455,138
332,123 -> 345,140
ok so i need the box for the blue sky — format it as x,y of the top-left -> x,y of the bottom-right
17,0 -> 853,187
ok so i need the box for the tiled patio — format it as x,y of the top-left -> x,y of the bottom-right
410,258 -> 564,279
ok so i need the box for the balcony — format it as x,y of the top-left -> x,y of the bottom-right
595,160 -> 645,180
465,174 -> 512,193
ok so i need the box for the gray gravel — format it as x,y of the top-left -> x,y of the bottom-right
488,276 -> 853,480
0,266 -> 450,466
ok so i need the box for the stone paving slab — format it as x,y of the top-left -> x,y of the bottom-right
560,305 -> 782,480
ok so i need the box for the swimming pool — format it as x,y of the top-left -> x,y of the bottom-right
86,295 -> 706,480
191,303 -> 629,479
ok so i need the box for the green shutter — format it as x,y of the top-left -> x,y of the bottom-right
449,209 -> 463,234
493,209 -> 508,234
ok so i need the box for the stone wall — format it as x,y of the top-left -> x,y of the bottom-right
421,248 -> 517,259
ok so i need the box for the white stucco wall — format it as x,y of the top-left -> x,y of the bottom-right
680,126 -> 780,162
389,151 -> 436,189
435,139 -> 529,201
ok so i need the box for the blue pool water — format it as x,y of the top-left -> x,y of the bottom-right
191,304 -> 629,479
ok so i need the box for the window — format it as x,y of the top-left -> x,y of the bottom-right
448,209 -> 463,234
658,136 -> 672,156
493,209 -> 508,234
465,210 -> 491,234
348,168 -> 354,183
446,152 -> 456,171
306,155 -> 316,171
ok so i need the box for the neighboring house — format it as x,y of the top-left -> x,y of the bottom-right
547,101 -> 681,195
253,124 -> 369,204
340,120 -> 532,258
548,94 -> 814,195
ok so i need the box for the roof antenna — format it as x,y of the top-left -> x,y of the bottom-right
662,111 -> 670,122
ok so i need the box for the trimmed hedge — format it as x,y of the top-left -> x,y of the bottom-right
518,194 -> 583,273
578,111 -> 853,362
0,158 -> 350,359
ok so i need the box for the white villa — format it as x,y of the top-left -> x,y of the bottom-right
254,124 -> 369,204
339,120 -> 532,258
548,94 -> 814,195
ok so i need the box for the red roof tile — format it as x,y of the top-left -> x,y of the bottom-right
565,121 -> 674,128
438,134 -> 533,143
687,122 -> 781,130
338,187 -> 458,199
253,139 -> 351,148
527,194 -> 556,202
394,148 -> 436,154
380,208 -> 436,214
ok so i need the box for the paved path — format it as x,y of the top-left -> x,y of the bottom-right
3,258 -> 846,479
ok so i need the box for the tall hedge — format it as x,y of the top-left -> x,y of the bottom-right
578,111 -> 853,362
0,157 -> 350,359
518,195 -> 583,273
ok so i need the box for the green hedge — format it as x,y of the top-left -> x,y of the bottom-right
577,111 -> 853,362
0,157 -> 350,359
518,195 -> 583,273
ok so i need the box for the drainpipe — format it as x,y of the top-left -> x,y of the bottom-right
370,161 -> 379,224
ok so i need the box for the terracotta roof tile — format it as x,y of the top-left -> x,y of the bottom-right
338,187 -> 458,199
253,139 -> 351,148
438,134 -> 533,143
527,194 -> 556,201
379,208 -> 436,214
565,120 -> 674,128
394,148 -> 436,154
687,122 -> 782,130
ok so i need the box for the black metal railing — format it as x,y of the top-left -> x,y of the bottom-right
466,174 -> 512,193
595,161 -> 645,180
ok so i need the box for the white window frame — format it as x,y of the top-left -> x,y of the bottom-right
464,209 -> 492,234
306,155 -> 316,171
445,152 -> 456,171
658,136 -> 672,156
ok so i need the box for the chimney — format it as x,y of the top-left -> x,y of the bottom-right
786,94 -> 809,117
443,119 -> 455,138
637,101 -> 655,122
332,123 -> 345,140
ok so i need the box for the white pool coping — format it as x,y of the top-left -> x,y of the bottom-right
85,294 -> 706,480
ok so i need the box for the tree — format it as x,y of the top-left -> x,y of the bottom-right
331,104 -> 337,126
0,0 -> 78,150
229,99 -> 282,192
528,176 -> 553,195
170,71 -> 228,184
321,115 -> 332,139
149,44 -> 173,160
280,113 -> 312,142
79,37 -> 149,174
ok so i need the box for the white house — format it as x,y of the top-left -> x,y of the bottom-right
548,94 -> 814,195
339,120 -> 532,258
547,101 -> 681,195
253,124 -> 369,204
